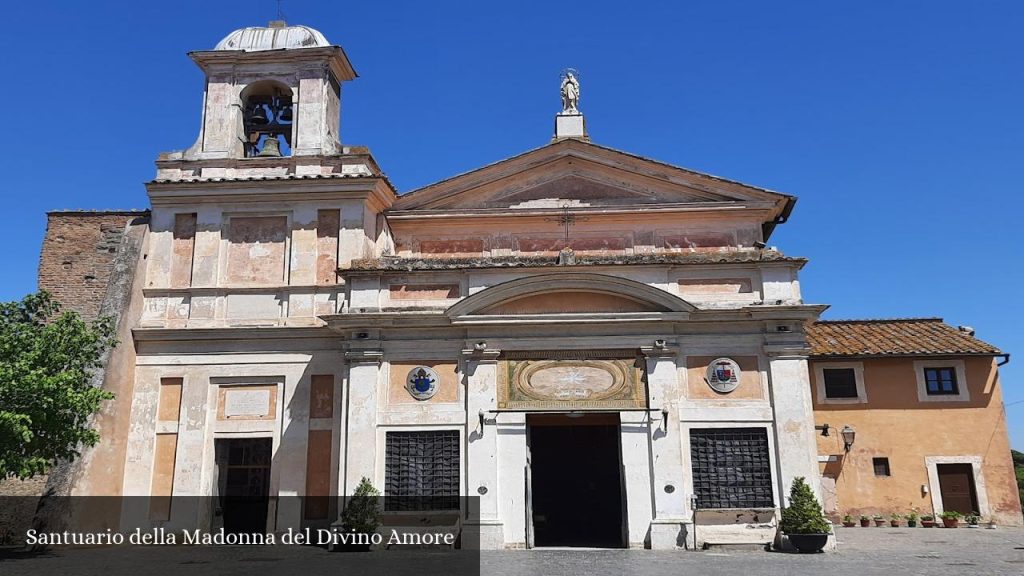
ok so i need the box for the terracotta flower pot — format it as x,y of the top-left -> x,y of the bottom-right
842,521 -> 856,528
942,517 -> 959,528
890,520 -> 900,527
874,519 -> 886,527
921,520 -> 935,528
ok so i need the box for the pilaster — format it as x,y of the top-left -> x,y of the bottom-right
641,344 -> 687,549
462,346 -> 504,549
342,349 -> 382,495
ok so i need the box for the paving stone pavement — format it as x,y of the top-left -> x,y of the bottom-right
0,526 -> 1021,576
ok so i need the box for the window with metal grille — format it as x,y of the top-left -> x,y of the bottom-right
924,367 -> 959,395
384,430 -> 460,511
822,368 -> 859,399
690,428 -> 774,509
872,457 -> 891,477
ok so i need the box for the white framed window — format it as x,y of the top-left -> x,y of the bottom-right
813,362 -> 867,404
914,359 -> 969,402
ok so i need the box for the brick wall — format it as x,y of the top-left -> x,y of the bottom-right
1,211 -> 147,502
37,211 -> 148,319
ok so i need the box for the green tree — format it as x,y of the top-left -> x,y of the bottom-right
341,477 -> 381,534
0,291 -> 116,480
780,476 -> 832,534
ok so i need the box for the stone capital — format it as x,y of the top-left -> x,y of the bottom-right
640,343 -> 678,359
460,348 -> 502,362
344,349 -> 384,364
764,345 -> 810,359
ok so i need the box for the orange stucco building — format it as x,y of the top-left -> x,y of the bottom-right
807,319 -> 1021,526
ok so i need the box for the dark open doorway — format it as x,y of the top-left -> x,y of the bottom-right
527,413 -> 625,548
215,437 -> 272,534
937,463 -> 980,516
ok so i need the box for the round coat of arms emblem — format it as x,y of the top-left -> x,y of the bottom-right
706,358 -> 741,394
406,366 -> 439,400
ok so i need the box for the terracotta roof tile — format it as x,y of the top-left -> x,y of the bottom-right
807,318 -> 1002,358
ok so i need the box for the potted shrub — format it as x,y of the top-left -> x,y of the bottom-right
780,477 -> 833,553
920,514 -> 935,528
940,510 -> 962,528
841,514 -> 856,528
859,515 -> 871,527
889,513 -> 901,527
905,511 -> 919,528
873,514 -> 886,527
338,477 -> 381,552
965,512 -> 980,528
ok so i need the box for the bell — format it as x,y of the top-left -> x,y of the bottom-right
257,135 -> 282,157
278,105 -> 293,123
249,104 -> 269,125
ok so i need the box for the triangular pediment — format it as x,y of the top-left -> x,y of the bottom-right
393,139 -> 792,213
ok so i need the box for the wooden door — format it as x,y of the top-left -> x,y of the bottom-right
936,463 -> 979,515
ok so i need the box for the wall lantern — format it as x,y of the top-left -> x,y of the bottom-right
841,425 -> 856,452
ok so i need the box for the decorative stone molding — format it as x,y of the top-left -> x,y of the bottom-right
344,349 -> 384,364
640,342 -> 678,359
445,272 -> 695,318
460,348 -> 502,362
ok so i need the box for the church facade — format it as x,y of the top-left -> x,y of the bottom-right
20,22 -> 1021,550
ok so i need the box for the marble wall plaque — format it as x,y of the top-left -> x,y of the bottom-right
224,389 -> 271,417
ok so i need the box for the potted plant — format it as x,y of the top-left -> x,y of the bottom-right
940,510 -> 963,528
780,477 -> 832,553
888,513 -> 901,527
338,477 -> 381,551
905,511 -> 919,528
841,514 -> 856,528
965,512 -> 980,528
873,514 -> 886,527
859,515 -> 871,527
920,514 -> 935,528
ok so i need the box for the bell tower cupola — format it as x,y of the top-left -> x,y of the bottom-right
183,21 -> 356,160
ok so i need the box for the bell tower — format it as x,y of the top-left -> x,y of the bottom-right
183,21 -> 356,160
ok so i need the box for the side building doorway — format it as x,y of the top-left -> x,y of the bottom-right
214,437 -> 273,534
526,413 -> 626,548
937,463 -> 980,516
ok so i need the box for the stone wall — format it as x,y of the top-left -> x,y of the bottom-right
37,211 -> 148,319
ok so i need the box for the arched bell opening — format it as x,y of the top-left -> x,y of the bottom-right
240,80 -> 294,158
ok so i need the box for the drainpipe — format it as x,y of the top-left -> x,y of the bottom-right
997,353 -> 1010,367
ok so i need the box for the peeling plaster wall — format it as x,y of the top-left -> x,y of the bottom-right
812,356 -> 1023,526
120,346 -> 344,532
355,262 -> 801,313
141,200 -> 350,329
390,212 -> 766,259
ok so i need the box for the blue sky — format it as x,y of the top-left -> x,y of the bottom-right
2,1 -> 1021,447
